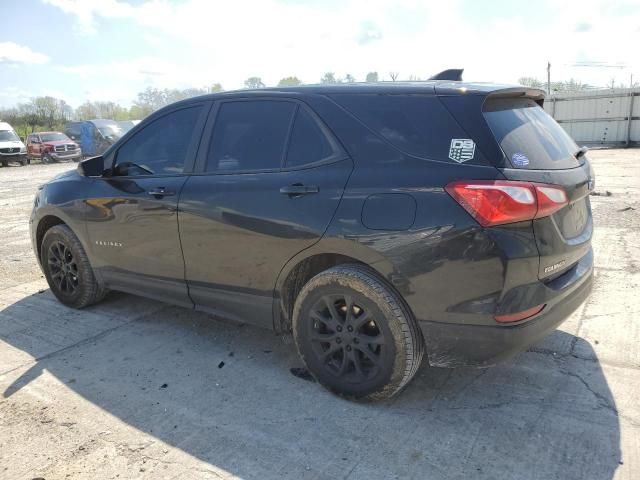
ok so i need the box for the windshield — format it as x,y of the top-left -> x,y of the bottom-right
484,98 -> 580,170
97,125 -> 124,140
0,130 -> 20,142
40,133 -> 69,142
117,121 -> 136,133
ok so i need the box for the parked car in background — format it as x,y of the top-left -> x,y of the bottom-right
26,132 -> 82,163
117,120 -> 141,134
0,121 -> 28,167
64,119 -> 125,157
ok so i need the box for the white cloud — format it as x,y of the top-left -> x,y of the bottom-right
0,42 -> 50,65
40,0 -> 640,95
43,0 -> 135,34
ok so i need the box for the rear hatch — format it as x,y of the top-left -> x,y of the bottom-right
482,95 -> 594,280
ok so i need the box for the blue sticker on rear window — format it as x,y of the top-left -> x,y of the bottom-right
511,152 -> 529,167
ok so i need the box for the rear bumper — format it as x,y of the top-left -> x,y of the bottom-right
420,251 -> 593,367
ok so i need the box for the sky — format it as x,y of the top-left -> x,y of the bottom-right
0,0 -> 639,109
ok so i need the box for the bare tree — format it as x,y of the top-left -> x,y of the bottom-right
244,77 -> 265,89
389,71 -> 399,81
320,72 -> 339,84
518,77 -> 544,88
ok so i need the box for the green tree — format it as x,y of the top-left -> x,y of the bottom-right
210,83 -> 224,93
244,77 -> 265,89
365,71 -> 379,82
344,74 -> 355,83
278,76 -> 302,87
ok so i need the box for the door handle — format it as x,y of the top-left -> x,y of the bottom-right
279,184 -> 319,197
147,187 -> 176,198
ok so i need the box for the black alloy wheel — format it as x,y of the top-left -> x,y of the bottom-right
308,294 -> 386,382
293,265 -> 424,401
41,224 -> 107,308
47,240 -> 79,296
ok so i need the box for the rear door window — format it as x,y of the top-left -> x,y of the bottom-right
285,107 -> 338,168
206,100 -> 295,172
483,98 -> 580,170
330,93 -> 488,164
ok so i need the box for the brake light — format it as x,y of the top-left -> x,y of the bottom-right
445,180 -> 568,227
535,186 -> 568,218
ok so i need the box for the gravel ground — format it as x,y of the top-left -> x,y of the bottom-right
0,151 -> 639,480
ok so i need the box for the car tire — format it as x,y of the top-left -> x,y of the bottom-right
292,264 -> 424,401
41,225 -> 107,309
20,159 -> 27,166
43,153 -> 54,164
1,160 -> 7,167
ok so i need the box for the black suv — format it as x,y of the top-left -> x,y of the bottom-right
30,79 -> 594,400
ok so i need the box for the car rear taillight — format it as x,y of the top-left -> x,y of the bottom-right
445,180 -> 568,227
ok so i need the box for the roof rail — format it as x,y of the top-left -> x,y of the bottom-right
428,69 -> 464,81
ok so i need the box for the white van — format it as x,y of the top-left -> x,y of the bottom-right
0,122 -> 28,167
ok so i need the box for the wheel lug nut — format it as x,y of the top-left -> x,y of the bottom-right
336,326 -> 343,332
347,326 -> 353,332
346,345 -> 352,351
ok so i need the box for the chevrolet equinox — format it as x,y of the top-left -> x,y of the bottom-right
30,77 -> 594,400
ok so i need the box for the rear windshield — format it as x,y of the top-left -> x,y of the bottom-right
330,94 -> 488,165
483,98 -> 580,170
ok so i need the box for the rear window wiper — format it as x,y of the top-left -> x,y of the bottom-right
575,146 -> 588,159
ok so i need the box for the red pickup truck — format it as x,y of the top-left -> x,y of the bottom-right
26,132 -> 82,163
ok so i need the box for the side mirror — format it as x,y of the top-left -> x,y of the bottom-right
77,156 -> 104,177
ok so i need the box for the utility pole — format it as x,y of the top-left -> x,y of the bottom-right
547,61 -> 551,95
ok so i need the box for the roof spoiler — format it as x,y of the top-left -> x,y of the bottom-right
428,68 -> 464,81
485,87 -> 546,107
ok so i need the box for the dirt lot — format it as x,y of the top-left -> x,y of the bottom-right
0,151 -> 639,480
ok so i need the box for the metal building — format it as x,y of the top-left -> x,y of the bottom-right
544,88 -> 639,147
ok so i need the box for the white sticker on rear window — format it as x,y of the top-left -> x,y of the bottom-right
449,139 -> 475,163
511,152 -> 530,167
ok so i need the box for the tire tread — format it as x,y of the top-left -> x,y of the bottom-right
293,264 -> 424,401
42,225 -> 106,309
